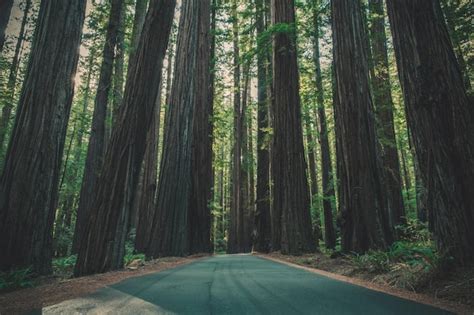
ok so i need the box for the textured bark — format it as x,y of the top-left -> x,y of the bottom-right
74,0 -> 176,276
73,0 -> 124,255
146,0 -> 200,258
0,0 -> 31,151
227,0 -> 242,254
304,113 -> 322,243
134,81 -> 162,253
332,0 -> 392,253
112,4 -> 126,126
271,0 -> 316,254
386,0 -> 474,263
254,0 -> 271,253
240,68 -> 252,253
313,0 -> 336,250
368,0 -> 405,228
441,0 -> 471,91
128,0 -> 149,74
188,0 -> 213,254
0,0 -> 86,274
0,0 -> 13,53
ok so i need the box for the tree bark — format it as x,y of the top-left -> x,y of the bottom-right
0,0 -> 86,274
271,0 -> 316,254
112,4 -> 126,126
0,0 -> 31,152
74,0 -> 176,276
73,0 -> 124,255
188,0 -> 213,254
146,0 -> 201,258
332,0 -> 392,253
254,0 -> 271,253
386,0 -> 474,263
134,80 -> 162,253
368,0 -> 405,228
228,0 -> 242,254
0,0 -> 13,53
313,0 -> 336,250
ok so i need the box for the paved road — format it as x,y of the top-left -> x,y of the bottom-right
41,255 -> 450,315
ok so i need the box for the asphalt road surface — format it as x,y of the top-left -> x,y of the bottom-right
40,255 -> 450,315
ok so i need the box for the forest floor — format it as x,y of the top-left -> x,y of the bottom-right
261,252 -> 474,314
0,255 -> 207,314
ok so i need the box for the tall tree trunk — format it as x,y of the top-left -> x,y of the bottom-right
254,0 -> 271,253
146,0 -> 200,258
128,0 -> 149,75
303,109 -> 321,241
0,0 -> 32,152
240,67 -> 252,253
72,0 -> 124,255
188,0 -> 213,254
271,0 -> 316,254
228,0 -> 242,254
134,80 -> 162,253
368,0 -> 405,228
386,0 -> 474,264
74,0 -> 176,276
112,4 -> 126,126
313,0 -> 336,250
0,0 -> 13,53
332,0 -> 392,253
441,0 -> 471,91
0,0 -> 86,274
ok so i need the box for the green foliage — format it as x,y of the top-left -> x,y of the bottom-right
52,255 -> 77,274
123,228 -> 145,266
0,267 -> 34,291
352,221 -> 439,274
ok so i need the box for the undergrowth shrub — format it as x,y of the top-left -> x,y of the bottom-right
0,267 -> 34,290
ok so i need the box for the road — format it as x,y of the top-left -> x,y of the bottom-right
40,255 -> 450,315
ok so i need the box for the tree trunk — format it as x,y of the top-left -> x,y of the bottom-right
146,0 -> 201,258
74,0 -> 176,276
128,0 -> 149,75
72,0 -> 124,255
332,0 -> 392,253
386,0 -> 474,264
254,0 -> 271,253
228,0 -> 242,254
271,0 -> 316,254
134,80 -> 162,253
368,0 -> 405,228
112,4 -> 126,126
0,0 -> 32,152
303,109 -> 321,241
313,0 -> 336,250
240,67 -> 252,253
0,0 -> 86,274
188,0 -> 213,255
0,0 -> 13,53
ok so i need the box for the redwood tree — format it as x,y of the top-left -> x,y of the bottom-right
0,0 -> 87,274
188,0 -> 213,254
368,0 -> 405,228
312,0 -> 336,249
332,0 -> 392,253
254,0 -> 271,253
271,0 -> 316,254
146,0 -> 202,258
74,0 -> 176,276
386,0 -> 474,264
72,0 -> 124,254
